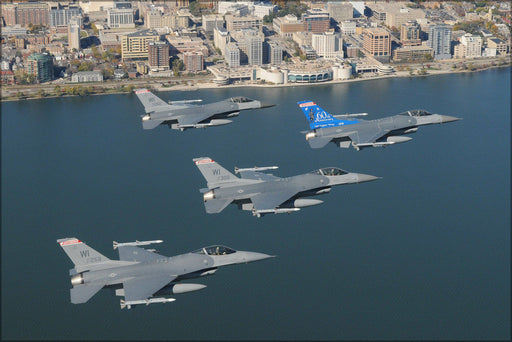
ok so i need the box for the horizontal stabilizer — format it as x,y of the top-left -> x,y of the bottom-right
70,284 -> 104,304
308,137 -> 332,149
204,198 -> 233,214
142,119 -> 164,130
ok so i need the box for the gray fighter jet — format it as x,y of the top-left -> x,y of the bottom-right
298,100 -> 461,150
193,157 -> 380,217
57,238 -> 273,309
134,89 -> 274,130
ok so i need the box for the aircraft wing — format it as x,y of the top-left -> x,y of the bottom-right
176,112 -> 213,126
238,171 -> 280,181
118,246 -> 163,262
70,284 -> 104,304
122,275 -> 177,301
348,127 -> 390,145
250,190 -> 298,211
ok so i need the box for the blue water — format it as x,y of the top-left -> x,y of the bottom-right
2,68 -> 510,340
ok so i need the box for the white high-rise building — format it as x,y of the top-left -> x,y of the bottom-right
107,3 -> 134,29
312,31 -> 343,59
68,19 -> 80,51
341,21 -> 356,35
457,33 -> 482,59
214,27 -> 230,55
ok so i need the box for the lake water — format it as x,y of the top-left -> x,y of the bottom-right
2,68 -> 510,340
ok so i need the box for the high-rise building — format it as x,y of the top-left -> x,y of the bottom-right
341,21 -> 356,35
121,30 -> 160,61
108,3 -> 134,29
386,7 -> 425,29
68,19 -> 81,51
225,15 -> 262,32
268,41 -> 283,65
363,27 -> 391,62
225,43 -> 240,68
326,2 -> 353,23
302,8 -> 330,33
214,27 -> 230,55
26,53 -> 53,83
148,41 -> 170,71
252,3 -> 278,18
273,15 -> 304,38
231,27 -> 264,65
146,9 -> 189,29
183,51 -> 204,72
13,2 -> 49,27
246,33 -> 262,66
427,24 -> 452,60
312,31 -> 343,59
202,14 -> 225,33
454,33 -> 482,59
49,4 -> 81,27
401,20 -> 421,46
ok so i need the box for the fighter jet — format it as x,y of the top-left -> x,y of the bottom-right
298,100 -> 461,150
193,157 -> 380,217
57,238 -> 273,309
134,89 -> 274,130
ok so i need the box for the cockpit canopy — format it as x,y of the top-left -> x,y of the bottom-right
192,245 -> 236,256
230,97 -> 254,103
310,167 -> 348,176
399,109 -> 433,117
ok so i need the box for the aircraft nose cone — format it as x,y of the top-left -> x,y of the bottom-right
260,102 -> 276,109
356,174 -> 381,183
241,251 -> 275,263
440,115 -> 461,123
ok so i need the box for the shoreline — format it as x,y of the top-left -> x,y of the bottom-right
1,62 -> 510,102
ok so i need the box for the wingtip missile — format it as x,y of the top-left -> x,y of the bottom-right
234,166 -> 279,173
113,240 -> 164,250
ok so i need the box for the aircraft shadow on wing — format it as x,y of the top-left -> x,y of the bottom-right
297,100 -> 461,150
134,89 -> 275,131
193,157 -> 381,217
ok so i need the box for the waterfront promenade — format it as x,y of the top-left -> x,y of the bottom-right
1,55 -> 510,102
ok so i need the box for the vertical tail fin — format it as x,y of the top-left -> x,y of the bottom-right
297,100 -> 357,129
193,157 -> 239,189
57,238 -> 111,268
134,89 -> 170,113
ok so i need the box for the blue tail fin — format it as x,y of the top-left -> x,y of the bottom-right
297,100 -> 358,129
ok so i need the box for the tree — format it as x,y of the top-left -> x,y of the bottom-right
172,59 -> 184,76
91,22 -> 99,35
102,68 -> 114,79
78,61 -> 94,71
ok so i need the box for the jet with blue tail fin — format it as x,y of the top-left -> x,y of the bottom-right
298,100 -> 461,150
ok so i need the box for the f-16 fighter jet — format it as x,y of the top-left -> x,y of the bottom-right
193,157 -> 380,217
298,100 -> 461,150
134,89 -> 274,130
57,238 -> 273,309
